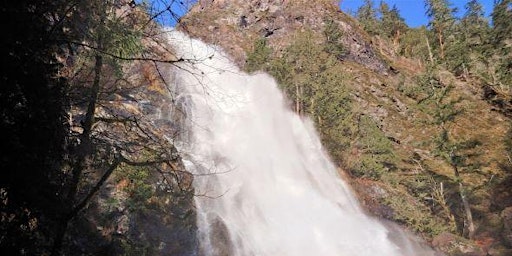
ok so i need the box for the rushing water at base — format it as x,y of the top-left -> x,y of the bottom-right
167,30 -> 438,256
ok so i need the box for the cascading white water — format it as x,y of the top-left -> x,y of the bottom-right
167,30 -> 438,256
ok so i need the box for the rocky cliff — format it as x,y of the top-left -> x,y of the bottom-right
177,0 -> 512,255
63,54 -> 198,255
181,0 -> 389,73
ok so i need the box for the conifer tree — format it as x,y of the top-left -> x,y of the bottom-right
379,2 -> 407,47
462,0 -> 488,45
425,0 -> 456,60
455,0 -> 490,76
357,0 -> 379,35
492,0 -> 512,45
323,18 -> 347,60
245,38 -> 272,72
491,0 -> 512,87
418,69 -> 478,239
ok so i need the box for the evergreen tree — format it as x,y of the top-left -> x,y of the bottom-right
425,0 -> 456,60
357,0 -> 379,35
455,0 -> 490,76
268,30 -> 355,162
400,26 -> 431,63
323,18 -> 347,60
379,2 -> 407,47
444,22 -> 470,75
462,0 -> 488,43
491,0 -> 512,87
491,0 -> 512,45
352,115 -> 397,179
245,38 -> 272,73
418,69 -> 478,239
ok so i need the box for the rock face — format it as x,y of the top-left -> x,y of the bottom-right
64,46 -> 198,254
180,0 -> 388,73
178,1 -> 512,255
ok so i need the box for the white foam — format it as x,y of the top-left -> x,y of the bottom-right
167,30 -> 437,256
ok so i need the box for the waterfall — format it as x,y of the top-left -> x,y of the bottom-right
167,30 -> 438,256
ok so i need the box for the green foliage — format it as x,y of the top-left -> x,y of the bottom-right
313,72 -> 354,156
425,0 -> 456,60
118,165 -> 153,212
462,0 -> 489,44
491,1 -> 512,89
356,0 -> 380,35
266,30 -> 356,163
379,2 -> 407,41
415,67 -> 483,239
271,30 -> 329,114
414,68 -> 463,125
439,0 -> 489,75
97,3 -> 144,77
397,73 -> 429,100
323,18 -> 346,59
429,87 -> 462,125
245,38 -> 272,73
358,116 -> 394,155
104,15 -> 143,59
430,130 -> 483,179
268,57 -> 293,86
352,115 -> 396,179
352,0 -> 409,49
425,0 -> 456,31
400,68 -> 459,120
352,0 -> 508,92
266,29 -> 399,175
399,26 -> 430,61
103,197 -> 121,212
383,191 -> 449,235
443,28 -> 470,74
120,238 -> 153,256
491,0 -> 512,46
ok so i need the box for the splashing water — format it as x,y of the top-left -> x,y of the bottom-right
167,30 -> 438,256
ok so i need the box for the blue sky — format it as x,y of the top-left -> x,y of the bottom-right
340,0 -> 495,28
145,0 -> 496,28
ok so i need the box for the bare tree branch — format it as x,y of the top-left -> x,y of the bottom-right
69,157 -> 122,219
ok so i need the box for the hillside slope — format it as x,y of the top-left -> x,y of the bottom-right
178,0 -> 512,255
